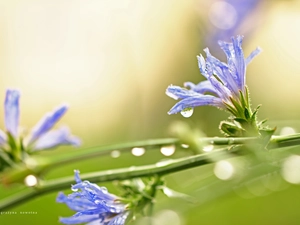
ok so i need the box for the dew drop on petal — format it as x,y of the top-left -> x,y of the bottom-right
131,147 -> 145,156
24,175 -> 38,187
101,187 -> 108,194
180,107 -> 193,118
71,185 -> 78,192
160,145 -> 175,156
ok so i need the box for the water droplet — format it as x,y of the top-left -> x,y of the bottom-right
181,144 -> 189,148
101,187 -> 108,193
203,145 -> 214,152
111,150 -> 121,158
160,145 -> 175,156
131,147 -> 145,156
71,186 -> 78,192
180,107 -> 193,118
24,175 -> 38,187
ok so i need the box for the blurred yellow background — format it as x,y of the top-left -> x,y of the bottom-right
1,0 -> 300,224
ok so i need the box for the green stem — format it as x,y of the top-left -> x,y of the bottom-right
0,146 -> 241,211
2,133 -> 300,210
36,137 -> 255,171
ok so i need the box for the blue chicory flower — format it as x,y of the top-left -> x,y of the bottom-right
166,35 -> 261,116
57,170 -> 129,225
1,89 -> 80,151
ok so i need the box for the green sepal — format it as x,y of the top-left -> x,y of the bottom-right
219,121 -> 245,137
259,127 -> 276,149
223,101 -> 238,116
239,90 -> 248,109
250,105 -> 261,122
244,108 -> 250,120
7,133 -> 22,162
229,97 -> 244,118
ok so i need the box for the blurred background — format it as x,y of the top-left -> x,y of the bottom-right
1,0 -> 300,224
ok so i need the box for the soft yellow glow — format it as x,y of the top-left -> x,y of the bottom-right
282,155 -> 300,184
110,150 -> 121,158
280,127 -> 296,136
214,160 -> 234,180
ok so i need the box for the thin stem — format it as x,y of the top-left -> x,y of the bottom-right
35,137 -> 255,172
0,147 -> 241,211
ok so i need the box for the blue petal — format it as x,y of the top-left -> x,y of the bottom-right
4,89 -> 20,137
218,40 -> 240,85
108,212 -> 129,225
166,85 -> 202,100
59,214 -> 100,224
0,129 -> 7,146
74,170 -> 82,183
184,81 -> 219,95
56,192 -> 95,212
245,47 -> 262,65
231,35 -> 246,89
32,127 -> 80,151
207,76 -> 232,100
197,55 -> 208,77
29,104 -> 68,144
168,95 -> 223,115
203,48 -> 239,94
72,181 -> 116,202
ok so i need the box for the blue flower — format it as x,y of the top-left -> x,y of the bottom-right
166,35 -> 261,117
57,170 -> 129,225
0,89 -> 80,151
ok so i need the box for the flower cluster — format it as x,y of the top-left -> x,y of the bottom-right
57,170 -> 129,225
166,36 -> 263,136
0,89 -> 80,167
166,35 -> 261,118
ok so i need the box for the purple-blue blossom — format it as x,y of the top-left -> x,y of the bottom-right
166,35 -> 261,117
0,89 -> 80,151
57,170 -> 129,225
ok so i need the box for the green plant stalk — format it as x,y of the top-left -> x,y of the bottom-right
35,137 -> 256,170
1,133 -> 300,210
0,147 -> 241,211
2,133 -> 300,185
30,133 -> 300,172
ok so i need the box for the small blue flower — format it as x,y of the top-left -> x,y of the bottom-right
166,35 -> 261,116
0,89 -> 80,151
57,170 -> 129,225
